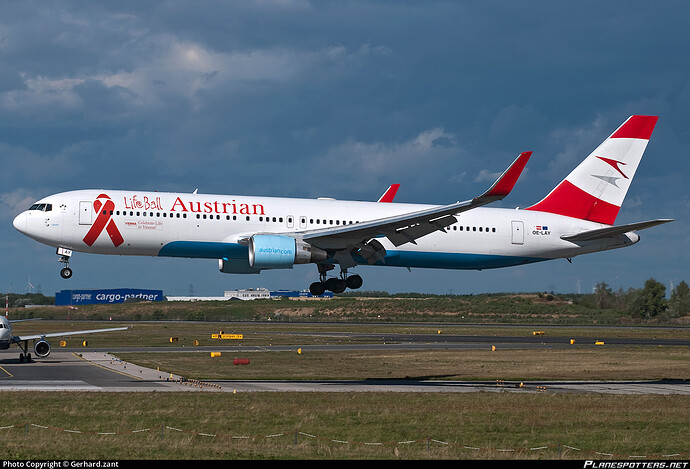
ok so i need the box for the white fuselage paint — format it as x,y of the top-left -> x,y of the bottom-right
13,189 -> 637,272
0,316 -> 12,350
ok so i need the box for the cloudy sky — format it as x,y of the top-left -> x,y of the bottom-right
1,1 -> 688,297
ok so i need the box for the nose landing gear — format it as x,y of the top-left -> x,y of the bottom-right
57,247 -> 73,279
309,264 -> 363,296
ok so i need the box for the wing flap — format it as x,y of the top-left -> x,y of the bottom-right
385,214 -> 457,247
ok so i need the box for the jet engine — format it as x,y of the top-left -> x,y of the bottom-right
248,235 -> 328,269
219,257 -> 262,274
34,339 -> 51,358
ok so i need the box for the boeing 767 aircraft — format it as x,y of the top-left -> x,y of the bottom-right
13,115 -> 672,295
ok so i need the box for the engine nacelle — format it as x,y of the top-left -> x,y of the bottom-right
34,339 -> 51,358
219,257 -> 262,274
248,235 -> 327,269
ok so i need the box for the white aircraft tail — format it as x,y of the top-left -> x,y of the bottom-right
526,115 -> 658,225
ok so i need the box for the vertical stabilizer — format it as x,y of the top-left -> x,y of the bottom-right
526,115 -> 658,225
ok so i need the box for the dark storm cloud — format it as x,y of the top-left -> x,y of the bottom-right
1,0 -> 688,295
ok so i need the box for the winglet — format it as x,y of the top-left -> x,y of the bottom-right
377,184 -> 400,203
476,151 -> 531,202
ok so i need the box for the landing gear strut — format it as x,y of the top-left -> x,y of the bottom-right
309,264 -> 363,296
57,247 -> 73,279
17,341 -> 32,363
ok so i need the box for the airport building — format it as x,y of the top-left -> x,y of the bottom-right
166,288 -> 333,301
55,288 -> 332,305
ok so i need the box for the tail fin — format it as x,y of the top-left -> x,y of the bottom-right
526,115 -> 658,225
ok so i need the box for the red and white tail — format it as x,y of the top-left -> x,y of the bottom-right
526,115 -> 658,225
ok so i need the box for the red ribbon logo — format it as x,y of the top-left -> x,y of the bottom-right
83,194 -> 124,247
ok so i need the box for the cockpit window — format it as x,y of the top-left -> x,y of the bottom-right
28,203 -> 52,212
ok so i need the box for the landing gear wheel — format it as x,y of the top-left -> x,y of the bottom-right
325,278 -> 347,294
346,274 -> 363,289
309,282 -> 326,296
60,267 -> 73,279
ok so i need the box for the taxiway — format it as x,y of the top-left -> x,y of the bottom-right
0,350 -> 687,395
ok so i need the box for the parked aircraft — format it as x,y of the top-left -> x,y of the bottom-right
12,115 -> 672,295
0,314 -> 127,362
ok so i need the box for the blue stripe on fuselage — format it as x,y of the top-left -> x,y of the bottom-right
158,241 -> 547,270
371,250 -> 546,270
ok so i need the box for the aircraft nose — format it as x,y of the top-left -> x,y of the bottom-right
13,212 -> 27,234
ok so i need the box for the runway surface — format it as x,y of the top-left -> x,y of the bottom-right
0,351 -> 688,395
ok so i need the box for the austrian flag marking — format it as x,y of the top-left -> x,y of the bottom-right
533,225 -> 551,235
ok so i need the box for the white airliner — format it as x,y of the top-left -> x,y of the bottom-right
12,115 -> 672,295
0,314 -> 127,362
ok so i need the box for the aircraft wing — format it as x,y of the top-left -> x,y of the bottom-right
300,152 -> 531,260
560,219 -> 674,242
11,326 -> 128,344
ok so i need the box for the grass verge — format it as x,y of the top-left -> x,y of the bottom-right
1,392 -> 688,460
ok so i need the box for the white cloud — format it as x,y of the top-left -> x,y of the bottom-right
315,128 -> 462,196
0,189 -> 37,220
474,169 -> 501,183
323,128 -> 456,173
1,35 -> 388,117
540,114 -> 609,181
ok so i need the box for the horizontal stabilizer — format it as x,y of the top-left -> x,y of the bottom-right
561,219 -> 673,242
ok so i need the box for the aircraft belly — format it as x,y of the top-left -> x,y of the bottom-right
373,250 -> 546,270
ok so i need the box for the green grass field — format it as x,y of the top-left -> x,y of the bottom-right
2,300 -> 689,460
1,392 -> 688,460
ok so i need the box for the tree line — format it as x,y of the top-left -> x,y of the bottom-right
583,278 -> 689,319
3,278 -> 689,320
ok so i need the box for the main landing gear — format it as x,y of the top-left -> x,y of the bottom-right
309,264 -> 363,296
17,341 -> 32,363
57,247 -> 73,279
